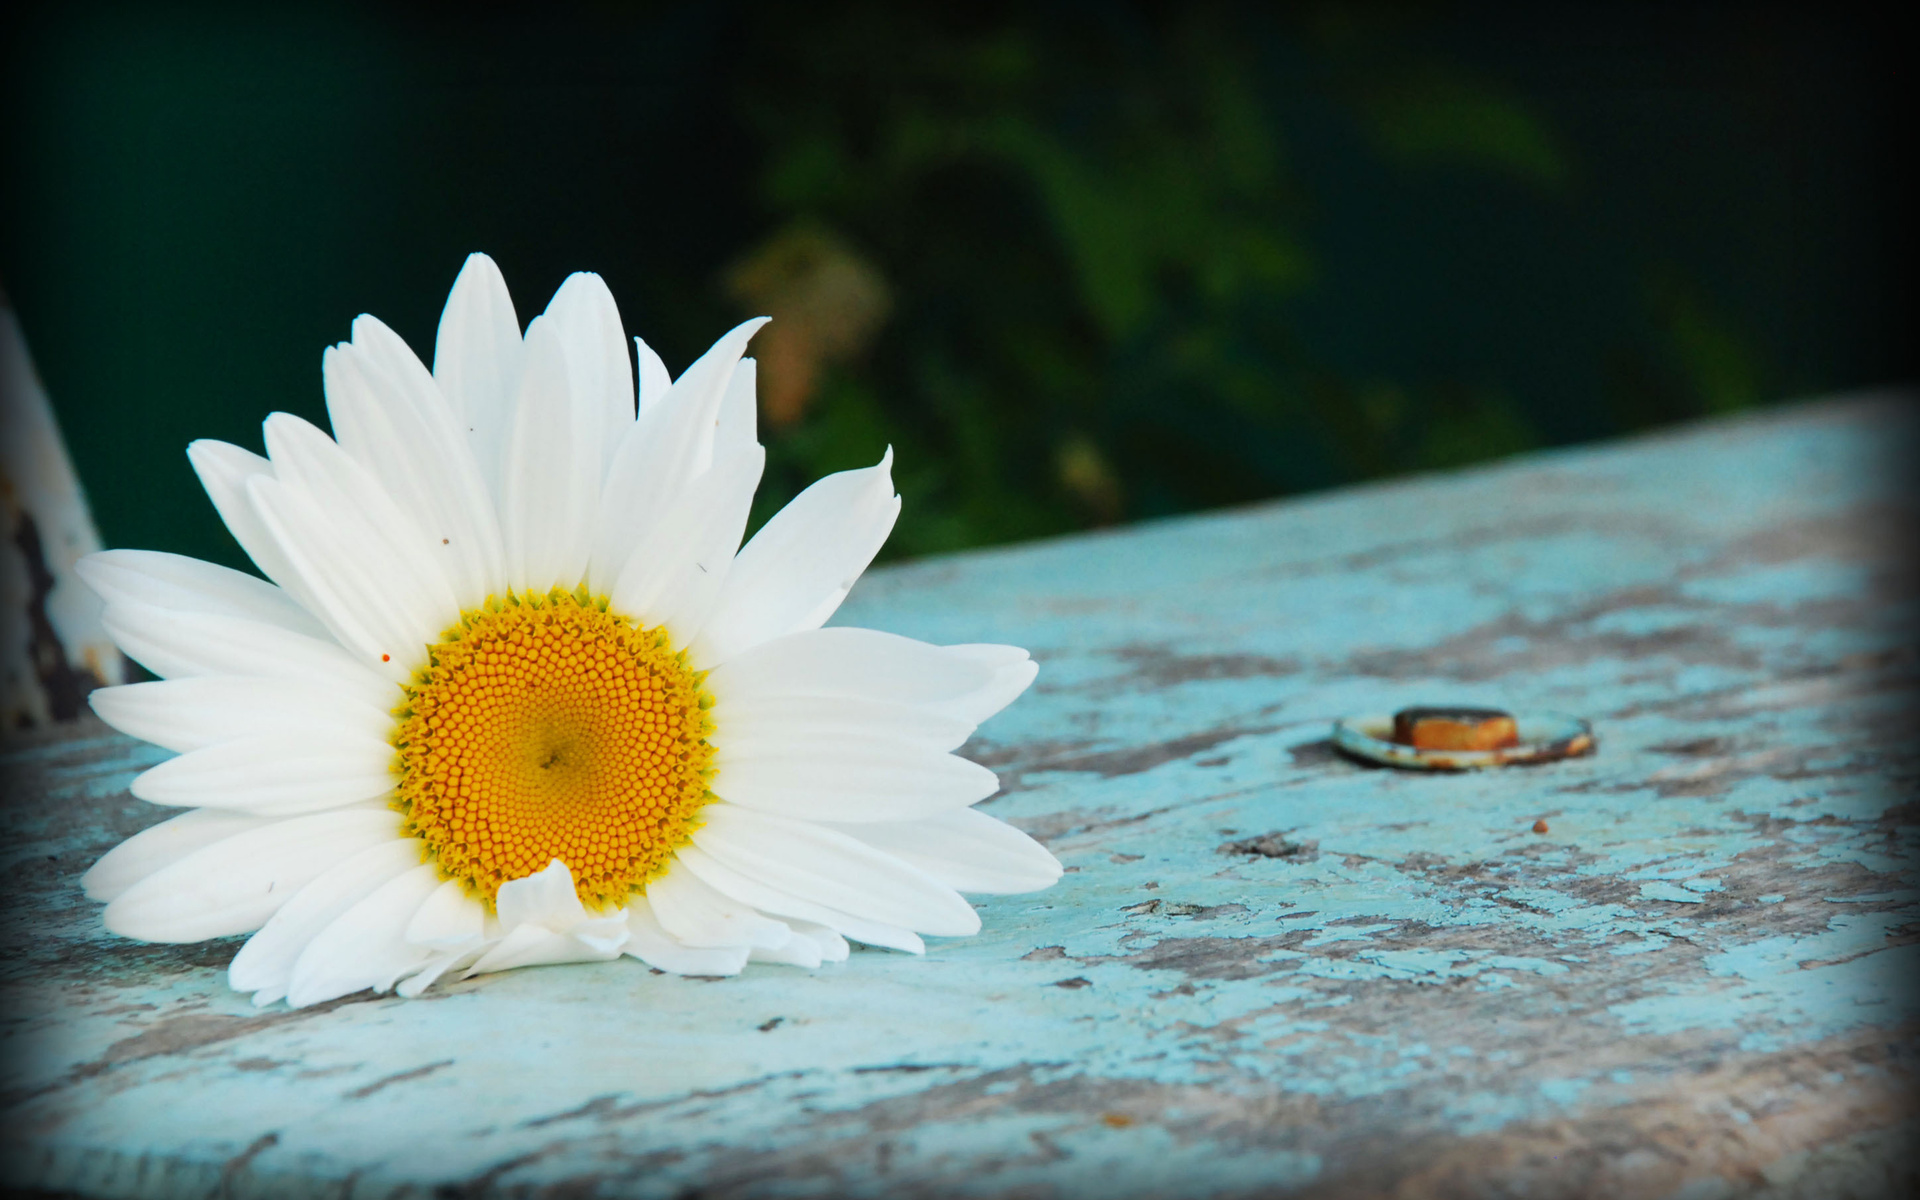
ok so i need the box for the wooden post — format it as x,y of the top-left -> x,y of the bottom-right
0,293 -> 123,729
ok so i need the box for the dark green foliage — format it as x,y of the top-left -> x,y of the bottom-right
1,4 -> 1905,568
728,4 -> 1781,553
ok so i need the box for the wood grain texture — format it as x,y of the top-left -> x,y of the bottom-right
2,395 -> 1915,1199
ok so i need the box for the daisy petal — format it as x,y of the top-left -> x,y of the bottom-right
691,805 -> 979,937
691,450 -> 899,667
932,646 -> 1040,725
258,414 -> 458,652
634,337 -> 671,415
668,840 -> 921,956
749,931 -> 822,968
494,858 -> 587,931
465,921 -> 624,976
788,920 -> 851,963
261,406 -> 461,600
244,479 -> 428,680
90,678 -> 390,754
82,808 -> 279,903
76,550 -> 327,639
463,925 -> 548,974
623,899 -> 751,976
711,694 -> 974,754
285,862 -> 443,1007
945,644 -> 1032,668
712,730 -> 999,822
101,603 -> 395,709
185,440 -> 319,612
345,313 -> 442,399
103,807 -> 404,943
827,808 -> 1063,895
609,444 -> 764,638
500,317 -> 594,593
394,948 -> 484,999
433,252 -> 524,500
325,330 -> 504,604
660,317 -> 768,476
569,918 -> 631,956
543,272 -> 634,478
228,838 -> 426,1004
671,844 -> 925,953
482,862 -> 631,960
646,866 -> 793,951
130,731 -> 396,815
587,319 -> 766,591
405,879 -> 486,950
715,357 -> 758,460
705,628 -> 1023,722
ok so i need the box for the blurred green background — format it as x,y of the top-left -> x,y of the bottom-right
2,3 -> 1911,572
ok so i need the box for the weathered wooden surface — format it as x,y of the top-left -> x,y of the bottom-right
2,395 -> 1915,1199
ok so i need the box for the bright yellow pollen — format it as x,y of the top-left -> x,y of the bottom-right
390,588 -> 715,912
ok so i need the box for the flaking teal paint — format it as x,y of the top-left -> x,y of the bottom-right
1,395 -> 1914,1197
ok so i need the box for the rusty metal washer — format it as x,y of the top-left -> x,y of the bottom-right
1332,710 -> 1596,771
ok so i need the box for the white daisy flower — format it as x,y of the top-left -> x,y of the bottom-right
77,254 -> 1059,1008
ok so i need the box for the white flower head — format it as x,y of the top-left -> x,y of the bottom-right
78,254 -> 1059,1007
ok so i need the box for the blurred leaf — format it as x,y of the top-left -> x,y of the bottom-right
1306,5 -> 1567,186
1414,388 -> 1539,469
4,3 -> 1878,577
1649,271 -> 1764,415
730,3 -> 1581,559
1359,69 -> 1568,186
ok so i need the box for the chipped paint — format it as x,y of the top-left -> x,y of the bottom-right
0,395 -> 1915,1198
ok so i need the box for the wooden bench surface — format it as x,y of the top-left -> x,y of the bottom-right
3,395 -> 1915,1199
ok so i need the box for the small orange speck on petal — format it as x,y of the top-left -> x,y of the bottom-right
382,653 -> 391,662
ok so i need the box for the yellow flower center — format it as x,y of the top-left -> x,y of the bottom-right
390,589 -> 715,911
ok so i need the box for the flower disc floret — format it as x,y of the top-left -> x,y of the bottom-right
391,588 -> 716,911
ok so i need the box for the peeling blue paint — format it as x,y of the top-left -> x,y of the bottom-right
1,397 -> 1914,1198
